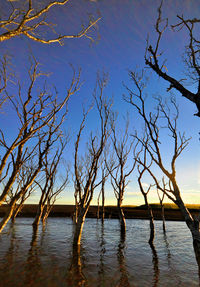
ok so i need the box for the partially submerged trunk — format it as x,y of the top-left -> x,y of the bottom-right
161,204 -> 166,233
11,203 -> 23,222
0,200 -> 17,232
42,203 -> 53,225
144,194 -> 155,244
32,204 -> 44,229
148,208 -> 155,245
101,187 -> 105,224
0,188 -> 26,232
73,205 -> 90,246
117,200 -> 126,236
173,184 -> 200,265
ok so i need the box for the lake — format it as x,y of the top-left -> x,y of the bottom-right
0,217 -> 199,287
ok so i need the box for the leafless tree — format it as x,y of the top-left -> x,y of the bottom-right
0,118 -> 58,233
97,160 -> 109,223
0,55 -> 11,109
157,180 -> 166,233
106,118 -> 136,236
145,2 -> 200,117
0,0 -> 100,44
33,136 -> 68,229
0,58 -> 80,207
137,155 -> 155,244
10,163 -> 37,222
125,70 -> 200,266
73,75 -> 112,246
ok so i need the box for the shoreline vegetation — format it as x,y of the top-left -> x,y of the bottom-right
1,203 -> 199,221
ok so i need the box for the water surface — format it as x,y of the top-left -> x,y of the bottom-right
0,218 -> 199,286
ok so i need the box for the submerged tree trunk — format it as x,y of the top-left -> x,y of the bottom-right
143,194 -> 155,244
117,201 -> 126,237
73,206 -> 89,246
0,201 -> 17,232
173,185 -> 200,265
11,204 -> 22,222
161,204 -> 166,233
101,187 -> 105,224
32,204 -> 44,229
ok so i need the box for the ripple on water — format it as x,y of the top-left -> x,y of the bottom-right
0,217 -> 199,287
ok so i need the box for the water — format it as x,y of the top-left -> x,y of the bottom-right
0,218 -> 199,287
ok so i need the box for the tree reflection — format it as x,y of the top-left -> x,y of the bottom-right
193,240 -> 200,282
1,222 -> 18,285
67,244 -> 88,287
24,226 -> 43,286
116,232 -> 131,287
149,242 -> 159,287
97,222 -> 106,287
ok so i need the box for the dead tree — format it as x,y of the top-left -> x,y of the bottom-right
106,119 -> 136,236
0,55 -> 10,108
137,155 -> 155,245
73,75 -> 112,246
33,137 -> 68,229
97,161 -> 109,223
11,164 -> 37,222
157,180 -> 166,233
0,59 -> 80,206
0,0 -> 100,44
0,119 -> 58,233
125,70 -> 200,266
145,2 -> 200,117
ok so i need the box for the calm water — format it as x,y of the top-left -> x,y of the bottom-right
0,218 -> 199,287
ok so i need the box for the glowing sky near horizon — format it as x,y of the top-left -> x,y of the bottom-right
0,0 -> 200,206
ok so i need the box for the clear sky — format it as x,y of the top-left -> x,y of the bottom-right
0,0 -> 200,206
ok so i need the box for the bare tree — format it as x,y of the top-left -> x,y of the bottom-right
137,156 -> 155,245
157,181 -> 166,233
106,118 -> 136,236
73,75 -> 112,246
33,136 -> 68,229
125,70 -> 200,266
97,160 -> 109,223
145,2 -> 200,117
0,58 -> 80,207
10,163 -> 37,222
0,119 -> 58,233
0,0 -> 100,44
0,55 -> 10,109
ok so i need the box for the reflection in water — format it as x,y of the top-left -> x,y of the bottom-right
1,222 -> 17,286
193,240 -> 200,283
98,222 -> 106,287
149,242 -> 159,287
67,244 -> 88,287
0,218 -> 199,286
24,226 -> 42,287
117,232 -> 131,287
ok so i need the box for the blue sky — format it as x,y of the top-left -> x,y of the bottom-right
0,0 -> 200,206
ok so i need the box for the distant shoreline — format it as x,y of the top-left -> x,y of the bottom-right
1,204 -> 200,221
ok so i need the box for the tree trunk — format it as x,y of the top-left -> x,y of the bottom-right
73,207 -> 88,246
101,184 -> 105,224
161,204 -> 166,233
144,194 -> 155,244
0,200 -> 17,232
32,204 -> 44,229
148,208 -> 155,244
117,201 -> 126,236
97,196 -> 100,219
11,204 -> 23,222
173,185 -> 200,265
